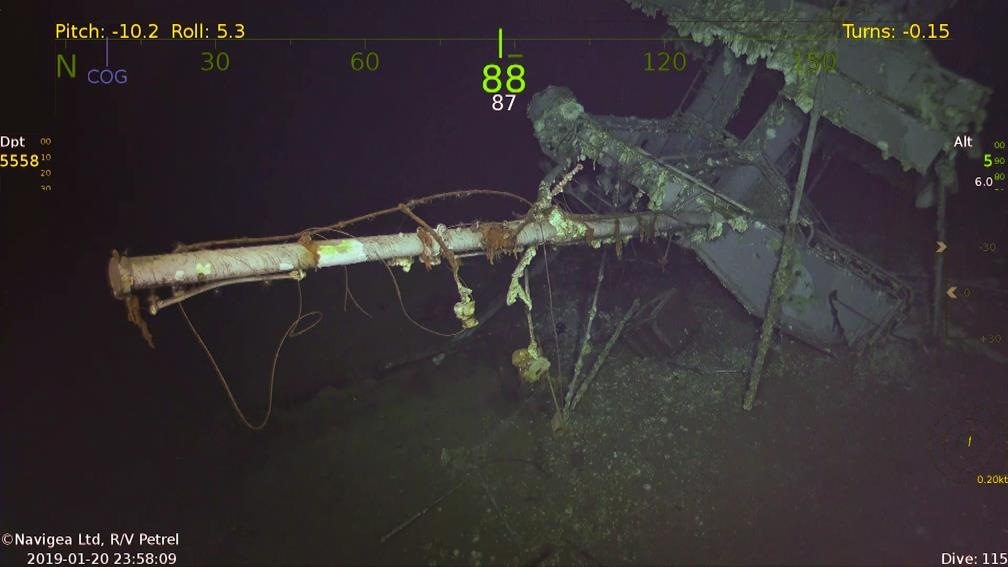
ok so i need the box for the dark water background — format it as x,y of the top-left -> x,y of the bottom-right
2,1 -> 1007,564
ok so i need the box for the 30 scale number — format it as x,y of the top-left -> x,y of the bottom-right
200,51 -> 230,72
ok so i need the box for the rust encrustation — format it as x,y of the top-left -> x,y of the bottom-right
107,249 -> 133,298
297,232 -> 321,268
478,222 -> 519,265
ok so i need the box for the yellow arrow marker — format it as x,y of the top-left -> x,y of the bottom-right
936,241 -> 948,253
968,435 -> 972,447
946,286 -> 958,299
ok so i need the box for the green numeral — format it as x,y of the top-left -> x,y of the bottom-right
644,51 -> 687,72
483,63 -> 525,94
350,51 -> 380,72
983,153 -> 1005,168
482,64 -> 502,93
505,64 -> 525,93
201,51 -> 229,72
794,51 -> 836,75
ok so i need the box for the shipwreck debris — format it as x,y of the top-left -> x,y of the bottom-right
744,92 -> 824,410
528,85 -> 911,352
109,211 -> 687,303
622,288 -> 697,362
626,0 -> 991,174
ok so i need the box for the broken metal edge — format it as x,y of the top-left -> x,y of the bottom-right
108,251 -> 133,299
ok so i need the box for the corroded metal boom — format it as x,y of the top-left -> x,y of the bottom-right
108,211 -> 689,299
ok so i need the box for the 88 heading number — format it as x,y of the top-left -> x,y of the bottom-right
482,63 -> 525,94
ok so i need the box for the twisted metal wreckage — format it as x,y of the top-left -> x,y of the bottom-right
108,0 -> 991,415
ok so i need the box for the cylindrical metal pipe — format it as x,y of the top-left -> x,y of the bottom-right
108,212 -> 687,296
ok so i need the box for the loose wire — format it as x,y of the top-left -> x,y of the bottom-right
179,279 -> 322,431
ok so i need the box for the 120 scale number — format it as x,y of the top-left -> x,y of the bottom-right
643,50 -> 687,72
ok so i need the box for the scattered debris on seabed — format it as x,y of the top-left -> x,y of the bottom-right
181,241 -> 989,565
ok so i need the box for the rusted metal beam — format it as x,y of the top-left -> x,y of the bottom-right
108,212 -> 689,298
